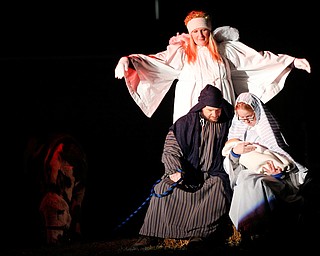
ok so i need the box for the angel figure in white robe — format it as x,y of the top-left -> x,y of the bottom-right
114,10 -> 310,123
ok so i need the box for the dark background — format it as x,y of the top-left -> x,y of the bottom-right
1,0 -> 317,249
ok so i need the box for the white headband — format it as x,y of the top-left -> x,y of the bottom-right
187,17 -> 212,33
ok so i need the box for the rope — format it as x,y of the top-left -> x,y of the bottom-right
114,169 -> 183,231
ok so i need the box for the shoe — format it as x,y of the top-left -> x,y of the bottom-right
132,236 -> 161,248
187,237 -> 205,250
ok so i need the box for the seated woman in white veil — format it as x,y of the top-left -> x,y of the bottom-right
222,92 -> 308,238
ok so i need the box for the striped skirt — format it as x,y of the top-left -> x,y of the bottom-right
139,175 -> 229,239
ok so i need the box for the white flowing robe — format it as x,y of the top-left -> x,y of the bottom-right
122,28 -> 296,122
125,44 -> 235,122
223,127 -> 305,231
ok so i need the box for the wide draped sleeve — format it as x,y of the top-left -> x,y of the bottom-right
218,40 -> 295,103
123,44 -> 185,117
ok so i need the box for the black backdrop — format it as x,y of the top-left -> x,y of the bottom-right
1,0 -> 317,249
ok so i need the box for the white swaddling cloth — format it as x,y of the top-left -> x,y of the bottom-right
222,139 -> 293,174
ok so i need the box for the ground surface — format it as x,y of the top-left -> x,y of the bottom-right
0,237 -> 282,256
0,237 -> 316,256
1,222 -> 317,256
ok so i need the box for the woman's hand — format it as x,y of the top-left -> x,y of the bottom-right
262,160 -> 282,175
293,58 -> 311,73
232,141 -> 256,155
169,32 -> 190,45
115,57 -> 129,79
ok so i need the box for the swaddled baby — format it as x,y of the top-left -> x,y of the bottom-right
222,138 -> 293,174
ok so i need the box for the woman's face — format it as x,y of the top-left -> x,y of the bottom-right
191,28 -> 210,46
237,108 -> 256,127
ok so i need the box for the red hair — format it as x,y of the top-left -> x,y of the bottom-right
184,10 -> 222,64
235,102 -> 254,113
